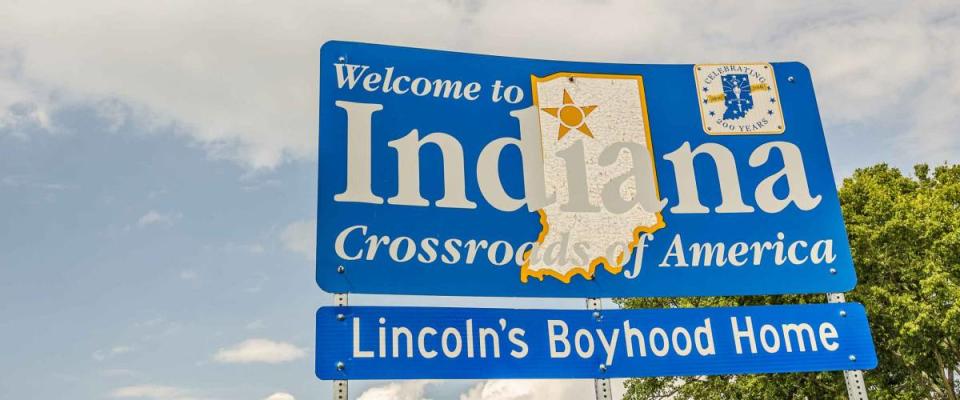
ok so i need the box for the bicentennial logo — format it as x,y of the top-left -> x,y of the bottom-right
695,63 -> 785,135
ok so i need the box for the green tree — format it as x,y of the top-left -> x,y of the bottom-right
620,164 -> 960,399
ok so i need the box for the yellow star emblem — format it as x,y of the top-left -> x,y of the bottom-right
540,89 -> 597,140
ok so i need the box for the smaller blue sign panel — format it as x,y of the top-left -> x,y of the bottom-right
316,303 -> 876,380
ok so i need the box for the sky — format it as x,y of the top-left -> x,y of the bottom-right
0,0 -> 957,399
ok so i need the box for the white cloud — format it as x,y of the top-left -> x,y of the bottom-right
459,379 -> 627,400
101,368 -> 141,378
221,242 -> 266,254
137,210 -> 181,228
281,219 -> 316,260
357,380 -> 435,400
212,338 -> 305,364
110,384 -> 189,400
1,1 -> 958,170
93,345 -> 134,361
354,379 -> 627,400
263,393 -> 295,400
133,316 -> 184,341
0,49 -> 53,138
178,270 -> 199,281
0,175 -> 65,190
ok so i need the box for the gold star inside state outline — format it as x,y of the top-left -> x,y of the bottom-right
540,89 -> 597,140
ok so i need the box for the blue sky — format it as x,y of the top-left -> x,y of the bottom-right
0,1 -> 957,399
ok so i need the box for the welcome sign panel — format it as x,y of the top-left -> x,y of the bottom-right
316,304 -> 876,379
318,41 -> 855,297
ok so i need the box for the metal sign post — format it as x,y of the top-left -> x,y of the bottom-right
828,293 -> 869,400
587,298 -> 612,400
333,293 -> 348,400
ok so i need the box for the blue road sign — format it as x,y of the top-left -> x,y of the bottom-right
315,303 -> 876,380
318,41 -> 856,297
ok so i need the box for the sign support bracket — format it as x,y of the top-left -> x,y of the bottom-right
587,298 -> 612,400
828,293 -> 868,400
334,293 -> 348,400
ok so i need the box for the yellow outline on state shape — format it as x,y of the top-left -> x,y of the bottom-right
521,72 -> 666,284
694,63 -> 786,136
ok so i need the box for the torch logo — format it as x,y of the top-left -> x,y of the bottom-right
695,63 -> 784,135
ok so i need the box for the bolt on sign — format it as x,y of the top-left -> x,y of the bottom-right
317,41 -> 856,298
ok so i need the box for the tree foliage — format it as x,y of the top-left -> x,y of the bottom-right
620,164 -> 960,399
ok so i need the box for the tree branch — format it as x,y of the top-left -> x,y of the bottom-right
934,349 -> 958,400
